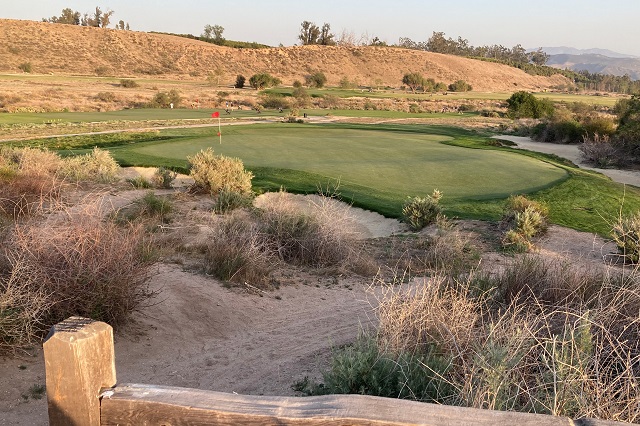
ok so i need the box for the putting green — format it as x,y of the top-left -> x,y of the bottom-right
123,124 -> 566,200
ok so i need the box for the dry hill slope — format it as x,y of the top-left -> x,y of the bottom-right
0,19 -> 570,91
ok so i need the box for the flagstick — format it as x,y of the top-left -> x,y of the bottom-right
218,115 -> 222,144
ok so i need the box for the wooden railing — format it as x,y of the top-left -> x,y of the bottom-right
43,317 -> 626,425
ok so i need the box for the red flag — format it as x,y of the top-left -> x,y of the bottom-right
212,112 -> 220,118
217,132 -> 221,136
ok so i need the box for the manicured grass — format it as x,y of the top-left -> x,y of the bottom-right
13,121 -> 639,235
91,123 -> 564,219
0,108 -> 280,125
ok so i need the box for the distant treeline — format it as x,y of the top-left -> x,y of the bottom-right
399,32 -> 640,95
149,31 -> 270,49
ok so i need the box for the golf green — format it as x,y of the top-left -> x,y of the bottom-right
124,124 -> 567,200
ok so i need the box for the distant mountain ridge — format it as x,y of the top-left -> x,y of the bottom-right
535,46 -> 638,59
545,53 -> 640,81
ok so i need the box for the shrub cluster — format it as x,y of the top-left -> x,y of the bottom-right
1,202 -> 156,353
402,190 -> 442,231
303,256 -> 640,422
501,195 -> 549,252
201,191 -> 375,287
611,211 -> 640,263
188,148 -> 253,197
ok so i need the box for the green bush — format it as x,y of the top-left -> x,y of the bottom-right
234,74 -> 246,89
148,89 -> 181,108
506,91 -> 554,119
249,73 -> 281,90
214,188 -> 254,214
402,190 -> 442,231
120,79 -> 139,88
260,94 -> 289,109
299,336 -> 452,402
188,148 -> 253,196
305,71 -> 327,88
501,195 -> 549,252
448,80 -> 472,92
18,62 -> 32,73
152,167 -> 177,189
612,211 -> 640,263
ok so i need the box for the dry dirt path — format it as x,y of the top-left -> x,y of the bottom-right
494,135 -> 640,188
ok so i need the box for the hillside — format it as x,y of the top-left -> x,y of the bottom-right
547,53 -> 640,80
0,19 -> 570,91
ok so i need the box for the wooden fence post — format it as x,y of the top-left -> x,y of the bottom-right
43,316 -> 116,426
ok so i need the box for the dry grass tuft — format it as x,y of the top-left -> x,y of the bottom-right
367,257 -> 640,421
5,201 -> 156,327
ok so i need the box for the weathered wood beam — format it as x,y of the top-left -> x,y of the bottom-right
100,383 -> 623,426
43,317 -> 116,426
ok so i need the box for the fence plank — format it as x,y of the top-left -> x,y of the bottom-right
101,383 -> 585,426
43,317 -> 116,426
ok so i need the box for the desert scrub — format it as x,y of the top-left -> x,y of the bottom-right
311,263 -> 640,421
188,148 -> 253,196
297,336 -> 453,402
501,195 -> 549,252
213,188 -> 254,214
202,211 -> 272,287
5,201 -> 155,327
116,192 -> 172,225
0,260 -> 53,354
611,211 -> 640,263
402,190 -> 442,231
152,167 -> 177,189
58,147 -> 120,183
256,191 -> 374,273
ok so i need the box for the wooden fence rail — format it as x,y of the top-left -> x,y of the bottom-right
43,317 -> 626,426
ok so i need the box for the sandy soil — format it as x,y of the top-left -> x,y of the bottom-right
0,169 -> 620,425
494,135 -> 640,187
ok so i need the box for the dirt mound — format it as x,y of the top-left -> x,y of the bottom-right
0,19 -> 569,91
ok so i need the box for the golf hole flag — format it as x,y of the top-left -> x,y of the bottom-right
212,111 -> 221,143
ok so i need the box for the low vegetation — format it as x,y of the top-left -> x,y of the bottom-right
402,190 -> 443,231
187,148 -> 253,196
501,195 -> 549,252
300,256 -> 640,423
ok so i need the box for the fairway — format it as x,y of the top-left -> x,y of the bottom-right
116,124 -> 566,201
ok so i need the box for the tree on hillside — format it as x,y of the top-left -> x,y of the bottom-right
616,94 -> 640,142
100,9 -> 114,28
318,23 -> 336,46
299,21 -> 320,45
235,75 -> 246,89
249,73 -> 281,90
528,48 -> 550,66
43,8 -> 81,25
202,24 -> 225,45
305,71 -> 327,88
402,72 -> 425,93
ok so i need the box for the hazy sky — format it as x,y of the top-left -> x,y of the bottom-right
3,0 -> 639,56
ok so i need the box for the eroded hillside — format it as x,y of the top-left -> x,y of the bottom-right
0,19 -> 570,91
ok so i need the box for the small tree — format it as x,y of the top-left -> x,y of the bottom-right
305,71 -> 327,88
299,21 -> 320,45
448,80 -> 472,92
402,72 -> 424,93
235,75 -> 246,89
249,73 -> 281,91
506,91 -> 554,119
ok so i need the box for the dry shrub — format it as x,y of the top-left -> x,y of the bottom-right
0,146 -> 62,177
612,211 -> 640,263
203,211 -> 272,287
376,275 -> 481,356
6,201 -> 155,326
188,148 -> 253,196
0,173 -> 62,219
366,258 -> 640,421
0,259 -> 53,354
257,191 -> 374,273
502,195 -> 549,252
58,147 -> 120,183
